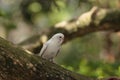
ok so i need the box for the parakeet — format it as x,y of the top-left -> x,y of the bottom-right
39,33 -> 64,62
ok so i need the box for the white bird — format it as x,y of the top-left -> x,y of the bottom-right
39,33 -> 64,62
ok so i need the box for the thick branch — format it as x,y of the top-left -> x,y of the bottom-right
0,37 -> 96,80
19,7 -> 120,53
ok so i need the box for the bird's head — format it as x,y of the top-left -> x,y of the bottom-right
51,33 -> 64,44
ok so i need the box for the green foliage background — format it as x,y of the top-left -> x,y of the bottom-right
0,0 -> 120,78
57,32 -> 120,78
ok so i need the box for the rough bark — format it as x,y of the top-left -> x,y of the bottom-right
19,7 -> 120,54
0,37 -> 97,80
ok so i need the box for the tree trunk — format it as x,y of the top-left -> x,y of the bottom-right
0,37 -> 97,80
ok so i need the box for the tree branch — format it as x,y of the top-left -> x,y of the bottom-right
0,37 -> 96,80
19,7 -> 120,54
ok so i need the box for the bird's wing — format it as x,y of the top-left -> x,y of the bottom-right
39,42 -> 49,57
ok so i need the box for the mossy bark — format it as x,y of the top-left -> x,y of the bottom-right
0,37 -> 97,80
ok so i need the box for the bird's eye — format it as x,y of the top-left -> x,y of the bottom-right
59,36 -> 62,38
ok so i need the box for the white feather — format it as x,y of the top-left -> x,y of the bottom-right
39,33 -> 64,61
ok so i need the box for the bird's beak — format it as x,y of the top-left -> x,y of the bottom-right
60,38 -> 64,42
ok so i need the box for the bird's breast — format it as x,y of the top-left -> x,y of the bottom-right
48,43 -> 59,52
42,41 -> 60,59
